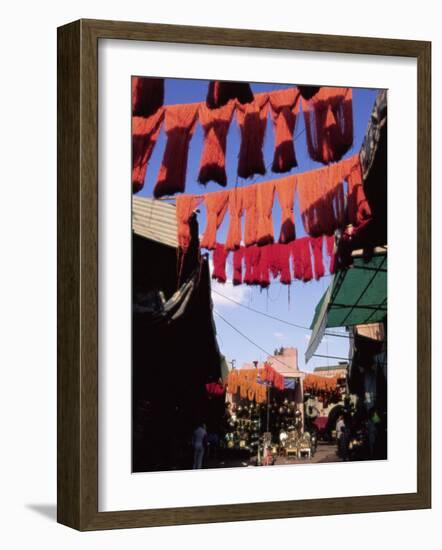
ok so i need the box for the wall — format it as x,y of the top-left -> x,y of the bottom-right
0,0 -> 440,547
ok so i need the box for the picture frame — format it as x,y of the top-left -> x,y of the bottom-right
57,18 -> 431,531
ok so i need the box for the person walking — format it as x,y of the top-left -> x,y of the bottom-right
335,415 -> 347,459
192,423 -> 207,469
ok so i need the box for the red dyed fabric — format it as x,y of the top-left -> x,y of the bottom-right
267,244 -> 291,285
242,185 -> 258,246
233,248 -> 244,285
154,103 -> 199,198
132,108 -> 165,193
269,88 -> 300,173
206,81 -> 254,109
256,180 -> 275,246
303,87 -> 353,164
198,101 -> 235,186
200,190 -> 229,250
275,176 -> 297,244
132,77 -> 164,117
176,195 -> 203,252
212,243 -> 229,283
311,236 -> 325,280
291,237 -> 313,282
244,246 -> 261,285
347,157 -> 372,226
225,188 -> 244,251
236,94 -> 269,179
205,382 -> 225,396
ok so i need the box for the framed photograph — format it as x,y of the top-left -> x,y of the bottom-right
57,19 -> 431,530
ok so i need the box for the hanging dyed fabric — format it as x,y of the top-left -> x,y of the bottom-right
291,237 -> 313,282
298,86 -> 320,100
153,102 -> 199,198
232,248 -> 244,285
275,176 -> 297,244
269,88 -> 300,173
310,236 -> 325,280
176,195 -> 203,252
242,184 -> 258,247
198,100 -> 235,186
303,87 -> 353,164
200,190 -> 229,250
236,93 -> 269,179
212,244 -> 229,283
132,77 -> 164,117
256,180 -> 275,246
267,244 -> 291,285
258,245 -> 272,288
244,246 -> 261,285
132,108 -> 165,193
347,156 -> 372,226
297,163 -> 346,236
206,81 -> 254,109
225,188 -> 244,251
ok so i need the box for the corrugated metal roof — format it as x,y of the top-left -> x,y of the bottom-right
132,197 -> 177,248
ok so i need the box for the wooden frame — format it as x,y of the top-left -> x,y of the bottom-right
57,18 -> 431,531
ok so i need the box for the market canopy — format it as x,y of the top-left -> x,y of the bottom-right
305,250 -> 387,362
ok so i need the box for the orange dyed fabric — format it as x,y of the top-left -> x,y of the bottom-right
275,176 -> 297,244
225,188 -> 244,251
304,373 -> 338,391
242,185 -> 258,247
269,88 -> 300,173
198,101 -> 235,186
347,156 -> 372,226
176,195 -> 203,252
303,87 -> 353,164
132,77 -> 164,117
154,103 -> 199,198
256,180 -> 275,246
200,190 -> 229,250
236,93 -> 269,179
132,108 -> 164,193
297,164 -> 346,236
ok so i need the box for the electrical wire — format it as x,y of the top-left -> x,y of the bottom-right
211,287 -> 352,340
213,309 -> 295,370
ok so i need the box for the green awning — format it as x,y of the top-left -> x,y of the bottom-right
306,252 -> 387,362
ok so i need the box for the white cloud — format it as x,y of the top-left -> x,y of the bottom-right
211,280 -> 252,308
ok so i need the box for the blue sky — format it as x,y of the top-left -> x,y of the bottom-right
136,78 -> 379,372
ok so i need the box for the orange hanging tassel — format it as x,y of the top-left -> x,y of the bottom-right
256,181 -> 275,246
132,77 -> 164,117
275,176 -> 297,243
212,243 -> 229,283
206,81 -> 254,109
154,103 -> 199,198
132,108 -> 164,193
347,156 -> 372,226
242,184 -> 258,247
303,87 -> 353,164
236,94 -> 269,179
269,88 -> 300,173
225,188 -> 244,251
200,190 -> 229,250
176,195 -> 203,252
198,101 -> 235,186
297,164 -> 345,236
